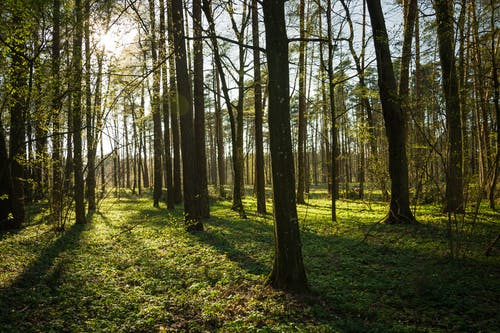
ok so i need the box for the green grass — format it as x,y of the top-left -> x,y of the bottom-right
0,188 -> 499,332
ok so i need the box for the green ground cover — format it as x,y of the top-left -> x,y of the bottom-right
0,189 -> 498,332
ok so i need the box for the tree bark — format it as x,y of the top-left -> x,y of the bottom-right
214,61 -> 226,198
252,0 -> 266,214
326,0 -> 339,221
159,0 -> 174,210
85,0 -> 96,212
171,0 -> 203,231
296,0 -> 307,205
263,0 -> 308,292
434,0 -> 464,213
366,0 -> 416,224
51,0 -> 63,228
72,0 -> 86,224
167,0 -> 183,204
148,0 -> 163,208
193,0 -> 210,218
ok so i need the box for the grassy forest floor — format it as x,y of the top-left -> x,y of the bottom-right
0,188 -> 499,332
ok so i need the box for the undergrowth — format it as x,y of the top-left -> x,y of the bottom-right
0,188 -> 498,332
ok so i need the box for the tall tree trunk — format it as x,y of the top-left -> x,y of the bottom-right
149,0 -> 163,208
171,0 -> 203,231
85,0 -> 96,212
252,0 -> 266,214
193,0 -> 210,218
140,82 -> 150,189
434,0 -> 464,213
326,0 -> 339,221
167,0 -> 182,204
296,0 -> 307,204
214,60 -> 226,198
366,0 -> 416,224
51,0 -> 63,227
159,0 -> 174,210
72,0 -> 86,224
226,1 -> 249,204
263,0 -> 308,293
488,0 -> 500,209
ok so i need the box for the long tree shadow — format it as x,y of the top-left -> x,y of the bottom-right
193,216 -> 273,276
0,220 -> 88,331
194,212 -> 500,332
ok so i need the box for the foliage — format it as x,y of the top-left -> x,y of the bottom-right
0,191 -> 498,332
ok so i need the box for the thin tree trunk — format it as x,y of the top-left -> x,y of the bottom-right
85,0 -> 97,212
214,59 -> 226,198
159,0 -> 174,210
167,0 -> 182,204
253,0 -> 266,214
326,0 -> 339,221
72,0 -> 86,224
148,0 -> 163,207
51,0 -> 63,228
296,0 -> 307,204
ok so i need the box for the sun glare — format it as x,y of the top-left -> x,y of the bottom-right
95,24 -> 136,57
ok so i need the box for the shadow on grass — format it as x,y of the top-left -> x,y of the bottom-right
192,210 -> 500,332
0,220 -> 88,331
193,216 -> 273,276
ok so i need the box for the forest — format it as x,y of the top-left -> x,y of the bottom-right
0,0 -> 499,331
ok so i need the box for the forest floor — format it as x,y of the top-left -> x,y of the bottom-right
0,188 -> 499,332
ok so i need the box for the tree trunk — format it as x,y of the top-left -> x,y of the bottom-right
252,0 -> 266,214
85,0 -> 96,212
263,0 -> 308,293
193,0 -> 210,218
434,0 -> 464,213
148,0 -> 163,208
167,0 -> 183,204
72,0 -> 86,224
366,0 -> 416,224
296,0 -> 307,205
326,0 -> 339,221
171,0 -> 203,231
214,61 -> 226,198
51,0 -> 63,228
159,0 -> 174,210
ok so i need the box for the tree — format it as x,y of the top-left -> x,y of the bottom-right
85,0 -> 96,212
296,0 -> 307,205
252,0 -> 266,214
366,0 -> 416,224
193,0 -> 210,218
171,0 -> 203,231
72,0 -> 86,224
202,0 -> 247,218
263,0 -> 308,292
159,0 -> 174,210
167,0 -> 183,204
326,0 -> 339,221
433,0 -> 464,213
148,0 -> 163,208
50,0 -> 63,228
